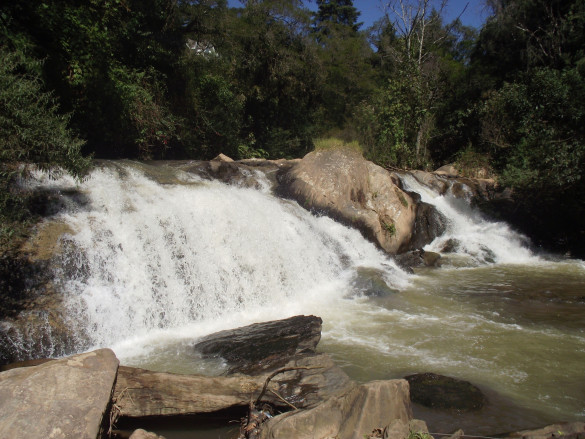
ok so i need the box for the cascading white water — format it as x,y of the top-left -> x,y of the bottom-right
40,162 -> 409,362
399,173 -> 539,265
13,161 -> 585,433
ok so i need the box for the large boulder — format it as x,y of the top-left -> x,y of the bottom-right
404,372 -> 486,411
259,379 -> 412,439
193,315 -> 322,374
277,148 -> 416,254
0,348 -> 119,439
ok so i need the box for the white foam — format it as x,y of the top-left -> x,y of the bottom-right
400,174 -> 541,265
46,163 -> 410,359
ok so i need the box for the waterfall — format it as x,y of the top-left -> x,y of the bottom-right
34,162 -> 409,361
399,173 -> 540,265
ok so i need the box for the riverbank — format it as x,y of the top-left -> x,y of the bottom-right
2,317 -> 584,439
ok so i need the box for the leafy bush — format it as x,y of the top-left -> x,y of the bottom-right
0,47 -> 90,248
480,67 -> 585,192
354,72 -> 425,169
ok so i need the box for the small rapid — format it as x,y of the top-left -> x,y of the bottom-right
400,173 -> 539,265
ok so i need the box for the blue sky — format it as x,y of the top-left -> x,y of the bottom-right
353,0 -> 488,29
227,1 -> 489,29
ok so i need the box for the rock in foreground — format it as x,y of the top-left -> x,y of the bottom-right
0,348 -> 119,439
193,315 -> 322,374
259,379 -> 412,439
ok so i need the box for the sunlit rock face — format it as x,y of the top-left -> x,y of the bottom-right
277,148 -> 417,254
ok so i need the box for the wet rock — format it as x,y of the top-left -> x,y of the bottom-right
409,170 -> 449,195
0,220 -> 86,364
193,315 -> 322,374
450,182 -> 470,200
401,202 -> 447,253
259,379 -> 412,439
351,267 -> 398,297
394,250 -> 425,271
504,422 -> 585,439
440,239 -> 460,253
0,349 -> 119,439
183,154 -> 267,188
277,148 -> 416,254
404,372 -> 486,411
422,251 -> 442,267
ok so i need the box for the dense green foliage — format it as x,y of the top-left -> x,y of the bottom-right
1,0 -> 584,254
0,46 -> 90,246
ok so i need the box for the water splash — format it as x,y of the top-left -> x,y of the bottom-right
49,162 -> 408,360
400,173 -> 539,265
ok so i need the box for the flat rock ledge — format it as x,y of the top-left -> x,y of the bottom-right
193,315 -> 322,374
0,348 -> 119,439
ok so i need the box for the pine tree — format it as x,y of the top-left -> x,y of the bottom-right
313,0 -> 362,37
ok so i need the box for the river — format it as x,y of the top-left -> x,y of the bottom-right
18,161 -> 585,435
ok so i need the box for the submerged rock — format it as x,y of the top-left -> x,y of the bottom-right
193,315 -> 322,374
0,348 -> 118,439
404,372 -> 486,411
277,148 -> 416,254
401,202 -> 447,253
394,250 -> 441,271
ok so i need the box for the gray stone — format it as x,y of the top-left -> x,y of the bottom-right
193,315 -> 322,375
400,202 -> 447,253
408,419 -> 430,434
259,379 -> 412,439
445,429 -> 464,439
0,348 -> 119,439
267,353 -> 355,409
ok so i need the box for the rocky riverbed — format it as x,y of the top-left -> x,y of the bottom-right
1,316 -> 584,439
